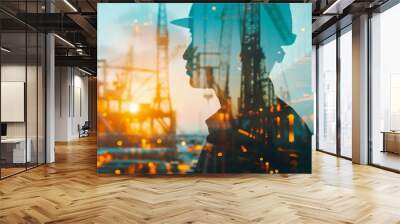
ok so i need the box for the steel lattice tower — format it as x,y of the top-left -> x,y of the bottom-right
239,3 -> 266,115
153,3 -> 175,136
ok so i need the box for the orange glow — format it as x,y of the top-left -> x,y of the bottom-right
156,138 -> 162,144
240,145 -> 248,153
276,103 -> 281,112
288,114 -> 294,126
259,107 -> 263,112
288,114 -> 295,143
275,116 -> 280,126
265,162 -> 270,172
116,140 -> 123,146
114,169 -> 121,175
148,162 -> 157,174
218,112 -> 225,121
137,164 -> 144,172
105,153 -> 113,162
127,165 -> 136,174
238,129 -> 251,138
194,145 -> 203,151
217,152 -> 223,157
98,155 -> 105,163
177,163 -> 190,174
289,133 -> 295,143
270,105 -> 274,112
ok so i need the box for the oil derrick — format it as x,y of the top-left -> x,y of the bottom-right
235,3 -> 274,173
236,4 -> 307,173
239,4 -> 266,117
217,4 -> 235,111
152,3 -> 176,144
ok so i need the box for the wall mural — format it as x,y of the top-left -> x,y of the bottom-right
97,3 -> 313,174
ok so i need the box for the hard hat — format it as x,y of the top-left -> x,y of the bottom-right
172,3 -> 296,46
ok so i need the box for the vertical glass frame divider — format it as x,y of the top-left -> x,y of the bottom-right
34,0 -> 39,169
0,22 -> 2,179
336,29 -> 342,157
25,1 -> 28,172
37,29 -> 39,168
367,11 -> 373,165
316,44 -> 320,151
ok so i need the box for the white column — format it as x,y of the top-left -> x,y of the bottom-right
55,67 -> 73,141
46,33 -> 55,163
352,14 -> 369,164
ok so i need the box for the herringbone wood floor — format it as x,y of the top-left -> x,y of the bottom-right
1,137 -> 400,224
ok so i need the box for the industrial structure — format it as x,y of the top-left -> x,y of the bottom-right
97,4 -> 180,174
194,4 -> 312,173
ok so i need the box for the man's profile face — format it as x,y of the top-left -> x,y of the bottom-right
181,4 -> 225,89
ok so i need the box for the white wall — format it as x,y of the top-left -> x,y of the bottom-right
55,67 -> 89,141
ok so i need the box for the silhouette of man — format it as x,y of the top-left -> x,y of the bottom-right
173,3 -> 311,173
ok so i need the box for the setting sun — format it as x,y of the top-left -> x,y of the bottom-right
129,103 -> 139,113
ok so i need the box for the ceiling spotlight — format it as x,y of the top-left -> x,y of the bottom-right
1,47 -> 11,53
54,34 -> 75,48
78,67 -> 93,76
63,0 -> 78,12
322,0 -> 354,15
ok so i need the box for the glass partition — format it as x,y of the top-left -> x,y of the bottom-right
0,1 -> 46,179
1,30 -> 28,177
317,36 -> 337,154
371,3 -> 400,171
339,28 -> 352,158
